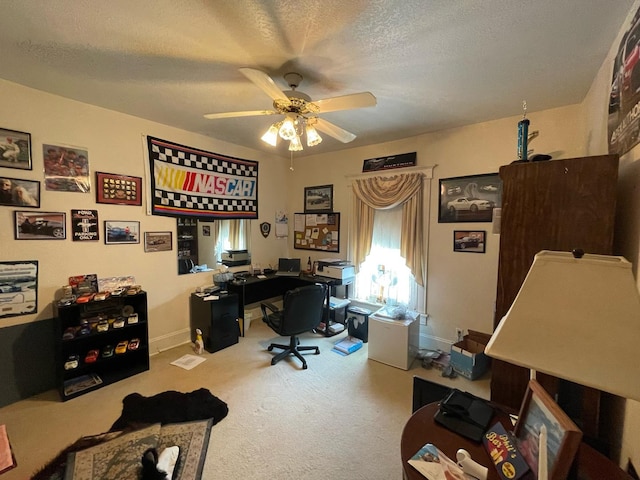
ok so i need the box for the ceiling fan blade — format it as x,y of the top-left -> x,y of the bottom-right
203,110 -> 278,119
312,92 -> 376,113
315,118 -> 357,143
239,67 -> 291,105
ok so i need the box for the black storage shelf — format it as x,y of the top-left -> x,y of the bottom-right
55,292 -> 150,401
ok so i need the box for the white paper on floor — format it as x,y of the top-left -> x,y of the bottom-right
170,354 -> 207,370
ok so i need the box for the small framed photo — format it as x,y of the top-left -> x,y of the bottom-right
1,176 -> 40,208
438,173 -> 502,223
144,231 -> 172,252
15,211 -> 66,240
453,230 -> 486,253
304,184 -> 333,213
96,172 -> 142,206
514,379 -> 582,480
104,220 -> 140,244
43,143 -> 90,192
0,128 -> 32,170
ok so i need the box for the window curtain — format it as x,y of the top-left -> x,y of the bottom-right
349,172 -> 425,286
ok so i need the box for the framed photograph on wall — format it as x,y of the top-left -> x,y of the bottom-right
0,176 -> 40,208
43,143 -> 90,192
0,128 -> 32,170
453,230 -> 486,253
144,231 -> 172,252
0,260 -> 38,319
104,220 -> 140,244
304,184 -> 333,213
96,172 -> 142,206
14,211 -> 66,240
514,379 -> 582,480
438,173 -> 502,223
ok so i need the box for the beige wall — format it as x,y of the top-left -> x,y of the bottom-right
0,79 -> 290,351
581,0 -> 640,470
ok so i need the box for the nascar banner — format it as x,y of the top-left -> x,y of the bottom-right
147,136 -> 258,219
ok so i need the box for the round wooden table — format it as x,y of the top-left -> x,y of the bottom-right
400,402 -> 631,480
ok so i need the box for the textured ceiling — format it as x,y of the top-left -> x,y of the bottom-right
0,0 -> 634,158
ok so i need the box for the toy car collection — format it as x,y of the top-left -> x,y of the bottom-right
64,354 -> 79,370
113,318 -> 125,329
101,345 -> 114,358
128,338 -> 140,350
96,319 -> 109,332
84,349 -> 99,363
127,313 -> 139,324
115,340 -> 128,354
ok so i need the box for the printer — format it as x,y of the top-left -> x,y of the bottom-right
316,260 -> 355,281
221,249 -> 250,266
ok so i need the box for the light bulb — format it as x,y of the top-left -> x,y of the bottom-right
279,116 -> 297,141
288,135 -> 303,151
306,124 -> 323,146
261,123 -> 279,146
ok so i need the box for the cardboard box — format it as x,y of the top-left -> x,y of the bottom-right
450,330 -> 492,380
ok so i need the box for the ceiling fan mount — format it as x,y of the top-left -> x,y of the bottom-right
203,67 -> 377,149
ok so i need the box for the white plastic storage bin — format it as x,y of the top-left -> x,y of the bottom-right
367,310 -> 419,370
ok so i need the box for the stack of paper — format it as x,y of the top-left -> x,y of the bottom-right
333,336 -> 363,355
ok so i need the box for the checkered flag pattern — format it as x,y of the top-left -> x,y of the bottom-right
147,136 -> 258,219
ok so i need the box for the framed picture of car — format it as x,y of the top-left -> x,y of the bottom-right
144,231 -> 172,252
0,260 -> 38,319
104,220 -> 140,244
438,173 -> 502,223
14,211 -> 66,240
304,184 -> 333,213
0,128 -> 32,170
453,230 -> 486,253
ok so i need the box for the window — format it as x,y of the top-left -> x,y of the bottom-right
354,206 -> 424,311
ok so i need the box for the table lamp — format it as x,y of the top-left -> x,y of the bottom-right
485,250 -> 640,479
485,249 -> 640,401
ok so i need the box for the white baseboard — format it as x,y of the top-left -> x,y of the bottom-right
417,332 -> 453,352
149,328 -> 191,356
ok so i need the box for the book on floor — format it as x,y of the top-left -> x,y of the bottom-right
333,336 -> 363,355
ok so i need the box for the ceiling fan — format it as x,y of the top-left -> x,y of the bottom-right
203,68 -> 376,151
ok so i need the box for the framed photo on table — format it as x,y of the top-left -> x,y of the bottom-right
0,128 -> 32,170
304,184 -> 333,213
514,379 -> 582,480
96,172 -> 142,206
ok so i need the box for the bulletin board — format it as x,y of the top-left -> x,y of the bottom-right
293,212 -> 340,252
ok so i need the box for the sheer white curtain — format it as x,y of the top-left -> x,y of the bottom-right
213,219 -> 250,262
354,206 -> 424,311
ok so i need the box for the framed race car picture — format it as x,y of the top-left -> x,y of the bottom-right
0,260 -> 38,319
438,173 -> 501,223
14,211 -> 66,240
453,230 -> 486,253
104,220 -> 140,244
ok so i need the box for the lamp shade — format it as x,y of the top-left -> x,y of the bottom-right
485,250 -> 640,401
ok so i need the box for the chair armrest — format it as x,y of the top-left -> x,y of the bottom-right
260,301 -> 279,321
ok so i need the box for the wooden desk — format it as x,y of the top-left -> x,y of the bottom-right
401,402 -> 631,480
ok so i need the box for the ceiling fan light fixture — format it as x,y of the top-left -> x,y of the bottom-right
288,135 -> 303,152
279,115 -> 297,141
261,122 -> 280,146
306,124 -> 322,147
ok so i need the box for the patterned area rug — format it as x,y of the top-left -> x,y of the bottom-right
63,419 -> 212,480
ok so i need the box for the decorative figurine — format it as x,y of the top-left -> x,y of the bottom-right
194,328 -> 204,355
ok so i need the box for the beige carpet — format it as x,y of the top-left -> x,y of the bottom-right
0,318 -> 489,480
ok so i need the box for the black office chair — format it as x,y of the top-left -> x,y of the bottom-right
260,284 -> 327,369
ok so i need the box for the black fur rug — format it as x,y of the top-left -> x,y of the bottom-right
33,388 -> 228,480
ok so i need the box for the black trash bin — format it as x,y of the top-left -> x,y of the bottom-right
346,306 -> 371,342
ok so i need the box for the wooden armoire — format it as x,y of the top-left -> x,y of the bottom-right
491,154 -> 619,444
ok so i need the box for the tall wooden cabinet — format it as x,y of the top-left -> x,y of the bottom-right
492,155 -> 619,442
